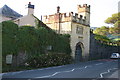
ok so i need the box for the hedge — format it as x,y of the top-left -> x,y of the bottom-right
2,21 -> 72,71
25,53 -> 73,68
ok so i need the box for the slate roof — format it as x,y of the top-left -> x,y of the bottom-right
0,5 -> 23,19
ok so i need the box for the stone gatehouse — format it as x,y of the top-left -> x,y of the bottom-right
42,4 -> 90,61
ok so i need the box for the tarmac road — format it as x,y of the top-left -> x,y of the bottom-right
1,59 -> 120,80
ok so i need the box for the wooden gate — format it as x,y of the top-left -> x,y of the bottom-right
75,42 -> 83,63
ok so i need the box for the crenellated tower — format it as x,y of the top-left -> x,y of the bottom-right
43,4 -> 91,61
77,4 -> 90,25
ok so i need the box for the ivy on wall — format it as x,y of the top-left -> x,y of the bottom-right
2,21 -> 71,56
2,21 -> 72,71
2,21 -> 18,55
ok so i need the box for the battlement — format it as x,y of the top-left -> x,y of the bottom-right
78,4 -> 90,8
72,13 -> 87,25
77,4 -> 90,13
43,12 -> 88,25
43,4 -> 90,26
43,12 -> 72,19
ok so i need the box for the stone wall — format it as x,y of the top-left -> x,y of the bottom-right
89,32 -> 120,60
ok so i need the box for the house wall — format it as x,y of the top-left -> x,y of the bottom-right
43,13 -> 72,33
0,15 -> 12,23
14,14 -> 36,27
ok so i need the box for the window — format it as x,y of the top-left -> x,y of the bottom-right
76,26 -> 83,34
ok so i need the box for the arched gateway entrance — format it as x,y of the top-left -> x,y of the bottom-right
75,42 -> 84,63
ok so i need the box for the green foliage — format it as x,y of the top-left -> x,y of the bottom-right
2,21 -> 72,72
52,34 -> 71,54
35,27 -> 71,54
26,53 -> 73,68
2,20 -> 71,57
93,26 -> 109,36
93,25 -> 120,36
93,12 -> 120,46
17,26 -> 38,53
2,21 -> 18,55
95,35 -> 111,43
113,38 -> 120,41
105,12 -> 120,26
109,27 -> 120,34
114,20 -> 120,27
94,30 -> 120,46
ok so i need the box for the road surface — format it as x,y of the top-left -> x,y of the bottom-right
1,59 -> 120,80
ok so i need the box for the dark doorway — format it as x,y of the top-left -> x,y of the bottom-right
75,44 -> 82,63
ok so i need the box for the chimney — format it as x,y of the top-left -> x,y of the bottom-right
28,2 -> 34,15
57,6 -> 60,13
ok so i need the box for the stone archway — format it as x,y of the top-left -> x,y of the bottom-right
75,42 -> 84,63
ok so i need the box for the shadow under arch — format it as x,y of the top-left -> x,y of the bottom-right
75,42 -> 84,63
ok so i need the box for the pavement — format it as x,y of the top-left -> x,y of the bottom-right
109,70 -> 119,78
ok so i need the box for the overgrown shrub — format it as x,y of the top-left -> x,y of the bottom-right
2,21 -> 71,56
2,21 -> 72,72
25,53 -> 73,68
2,21 -> 18,55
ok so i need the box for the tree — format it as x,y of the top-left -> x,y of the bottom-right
109,27 -> 120,34
93,13 -> 120,46
105,12 -> 120,45
95,35 -> 111,43
93,26 -> 109,36
105,12 -> 120,27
